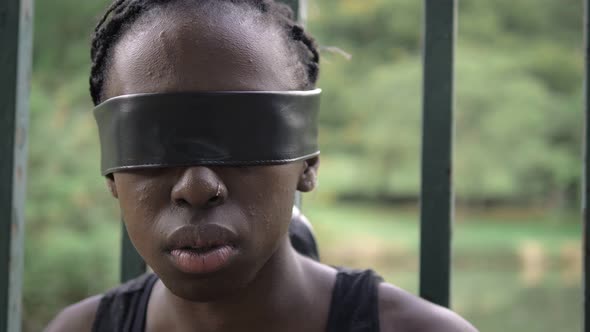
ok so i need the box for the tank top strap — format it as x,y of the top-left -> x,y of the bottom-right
92,273 -> 159,332
326,268 -> 383,332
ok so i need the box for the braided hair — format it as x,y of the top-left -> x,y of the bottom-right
89,0 -> 320,105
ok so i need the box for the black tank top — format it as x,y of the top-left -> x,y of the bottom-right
92,268 -> 382,332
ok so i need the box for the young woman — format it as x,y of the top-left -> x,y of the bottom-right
45,1 -> 477,331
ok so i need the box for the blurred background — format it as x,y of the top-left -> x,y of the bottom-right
26,0 -> 583,331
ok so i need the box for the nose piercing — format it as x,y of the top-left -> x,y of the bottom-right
215,183 -> 222,198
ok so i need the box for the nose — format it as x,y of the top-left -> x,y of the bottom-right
170,166 -> 227,208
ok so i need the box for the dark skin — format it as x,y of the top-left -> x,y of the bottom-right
46,3 -> 477,332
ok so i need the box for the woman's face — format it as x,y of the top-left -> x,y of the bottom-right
102,5 -> 318,301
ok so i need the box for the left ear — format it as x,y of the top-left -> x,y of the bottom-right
105,175 -> 119,199
297,156 -> 320,192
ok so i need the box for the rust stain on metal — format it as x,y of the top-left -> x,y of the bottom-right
24,0 -> 32,20
12,208 -> 19,234
15,165 -> 22,182
15,126 -> 21,148
16,126 -> 26,150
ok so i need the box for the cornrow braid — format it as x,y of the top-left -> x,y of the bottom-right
89,0 -> 320,105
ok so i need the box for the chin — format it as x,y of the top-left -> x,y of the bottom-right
156,260 -> 261,302
166,277 -> 247,302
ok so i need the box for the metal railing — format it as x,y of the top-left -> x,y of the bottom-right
1,0 -> 588,331
419,0 -> 455,307
0,0 -> 33,331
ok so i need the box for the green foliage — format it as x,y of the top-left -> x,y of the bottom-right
33,0 -> 110,81
24,78 -> 120,330
454,47 -> 583,201
308,0 -> 584,206
309,0 -> 423,62
23,223 -> 119,332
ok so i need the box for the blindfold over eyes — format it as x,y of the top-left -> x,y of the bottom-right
93,89 -> 321,175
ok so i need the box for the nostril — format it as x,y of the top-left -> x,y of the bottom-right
174,198 -> 190,207
207,191 -> 226,206
170,173 -> 227,208
206,183 -> 226,206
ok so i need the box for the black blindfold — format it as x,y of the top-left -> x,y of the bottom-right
93,89 -> 321,175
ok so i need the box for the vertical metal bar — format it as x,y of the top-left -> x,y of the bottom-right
280,0 -> 306,209
419,0 -> 456,308
118,0 -> 306,282
583,1 -> 590,331
0,0 -> 33,330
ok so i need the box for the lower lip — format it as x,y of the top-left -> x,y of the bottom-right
168,245 -> 237,274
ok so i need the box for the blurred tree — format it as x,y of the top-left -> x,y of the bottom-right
308,0 -> 583,207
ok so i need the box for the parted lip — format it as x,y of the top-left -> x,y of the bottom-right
164,224 -> 238,252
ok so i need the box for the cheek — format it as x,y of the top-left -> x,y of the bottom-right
231,166 -> 300,241
113,173 -> 171,229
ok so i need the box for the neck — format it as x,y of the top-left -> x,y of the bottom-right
156,238 -> 312,332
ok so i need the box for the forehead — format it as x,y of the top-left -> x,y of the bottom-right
103,3 -> 299,100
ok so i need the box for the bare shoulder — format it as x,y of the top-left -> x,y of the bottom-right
43,295 -> 102,332
378,282 -> 478,332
